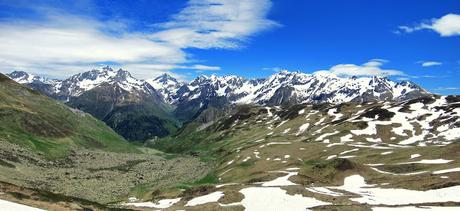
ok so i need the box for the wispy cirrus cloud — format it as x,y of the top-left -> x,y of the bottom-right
0,0 -> 277,79
396,13 -> 460,37
418,61 -> 443,67
151,0 -> 279,49
316,59 -> 405,77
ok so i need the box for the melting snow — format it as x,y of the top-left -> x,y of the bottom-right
215,183 -> 238,188
186,192 -> 224,207
242,157 -> 251,162
397,159 -> 452,164
0,199 -> 44,211
410,154 -> 421,159
316,131 -> 340,141
433,167 -> 460,174
328,108 -> 344,121
339,148 -> 359,155
340,134 -> 354,143
286,167 -> 300,171
240,187 -> 330,211
125,198 -> 182,209
370,167 -> 428,176
331,175 -> 460,205
267,142 -> 292,146
276,120 -> 288,128
306,187 -> 344,196
296,123 -> 310,135
326,155 -> 337,160
372,206 -> 460,211
338,155 -> 356,159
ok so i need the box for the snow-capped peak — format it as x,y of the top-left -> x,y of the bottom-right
175,70 -> 428,106
145,73 -> 183,104
7,71 -> 56,84
53,66 -> 145,98
8,68 -> 429,107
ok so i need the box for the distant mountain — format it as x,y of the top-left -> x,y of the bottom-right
0,73 -> 137,159
145,73 -> 184,104
166,71 -> 428,122
7,67 -> 429,139
8,67 -> 178,141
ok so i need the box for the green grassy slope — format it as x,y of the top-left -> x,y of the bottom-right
0,74 -> 139,159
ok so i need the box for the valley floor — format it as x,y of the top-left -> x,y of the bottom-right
0,140 -> 210,209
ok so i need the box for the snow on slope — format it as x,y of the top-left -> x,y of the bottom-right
145,73 -> 183,103
171,70 -> 427,106
0,199 -> 44,211
9,68 -> 428,106
60,66 -> 145,97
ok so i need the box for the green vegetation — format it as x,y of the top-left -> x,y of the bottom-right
302,159 -> 356,182
193,173 -> 219,185
0,74 -> 139,159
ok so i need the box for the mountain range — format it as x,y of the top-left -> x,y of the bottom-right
7,67 -> 429,141
2,70 -> 460,210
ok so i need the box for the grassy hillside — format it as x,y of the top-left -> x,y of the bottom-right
141,96 -> 460,210
0,74 -> 139,159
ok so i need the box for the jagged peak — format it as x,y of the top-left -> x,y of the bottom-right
8,70 -> 31,77
154,73 -> 179,84
6,70 -> 57,84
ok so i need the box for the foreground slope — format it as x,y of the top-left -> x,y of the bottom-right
0,73 -> 137,158
141,95 -> 460,210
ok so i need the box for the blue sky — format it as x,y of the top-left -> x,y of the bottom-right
0,0 -> 459,94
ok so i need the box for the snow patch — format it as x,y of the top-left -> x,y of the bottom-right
240,187 -> 330,211
125,198 -> 181,209
186,192 -> 224,207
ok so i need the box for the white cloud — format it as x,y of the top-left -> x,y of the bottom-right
316,59 -> 405,77
152,0 -> 279,49
397,13 -> 460,37
262,67 -> 283,72
396,77 -> 411,81
0,0 -> 276,79
419,61 -> 442,67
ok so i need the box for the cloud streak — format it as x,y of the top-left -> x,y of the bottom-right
0,0 -> 277,79
419,61 -> 442,67
316,59 -> 405,77
396,13 -> 460,37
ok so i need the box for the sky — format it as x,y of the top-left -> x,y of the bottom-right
0,0 -> 459,94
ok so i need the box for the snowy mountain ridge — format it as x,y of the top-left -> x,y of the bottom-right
8,67 -> 150,101
170,70 -> 428,106
7,67 -> 429,106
